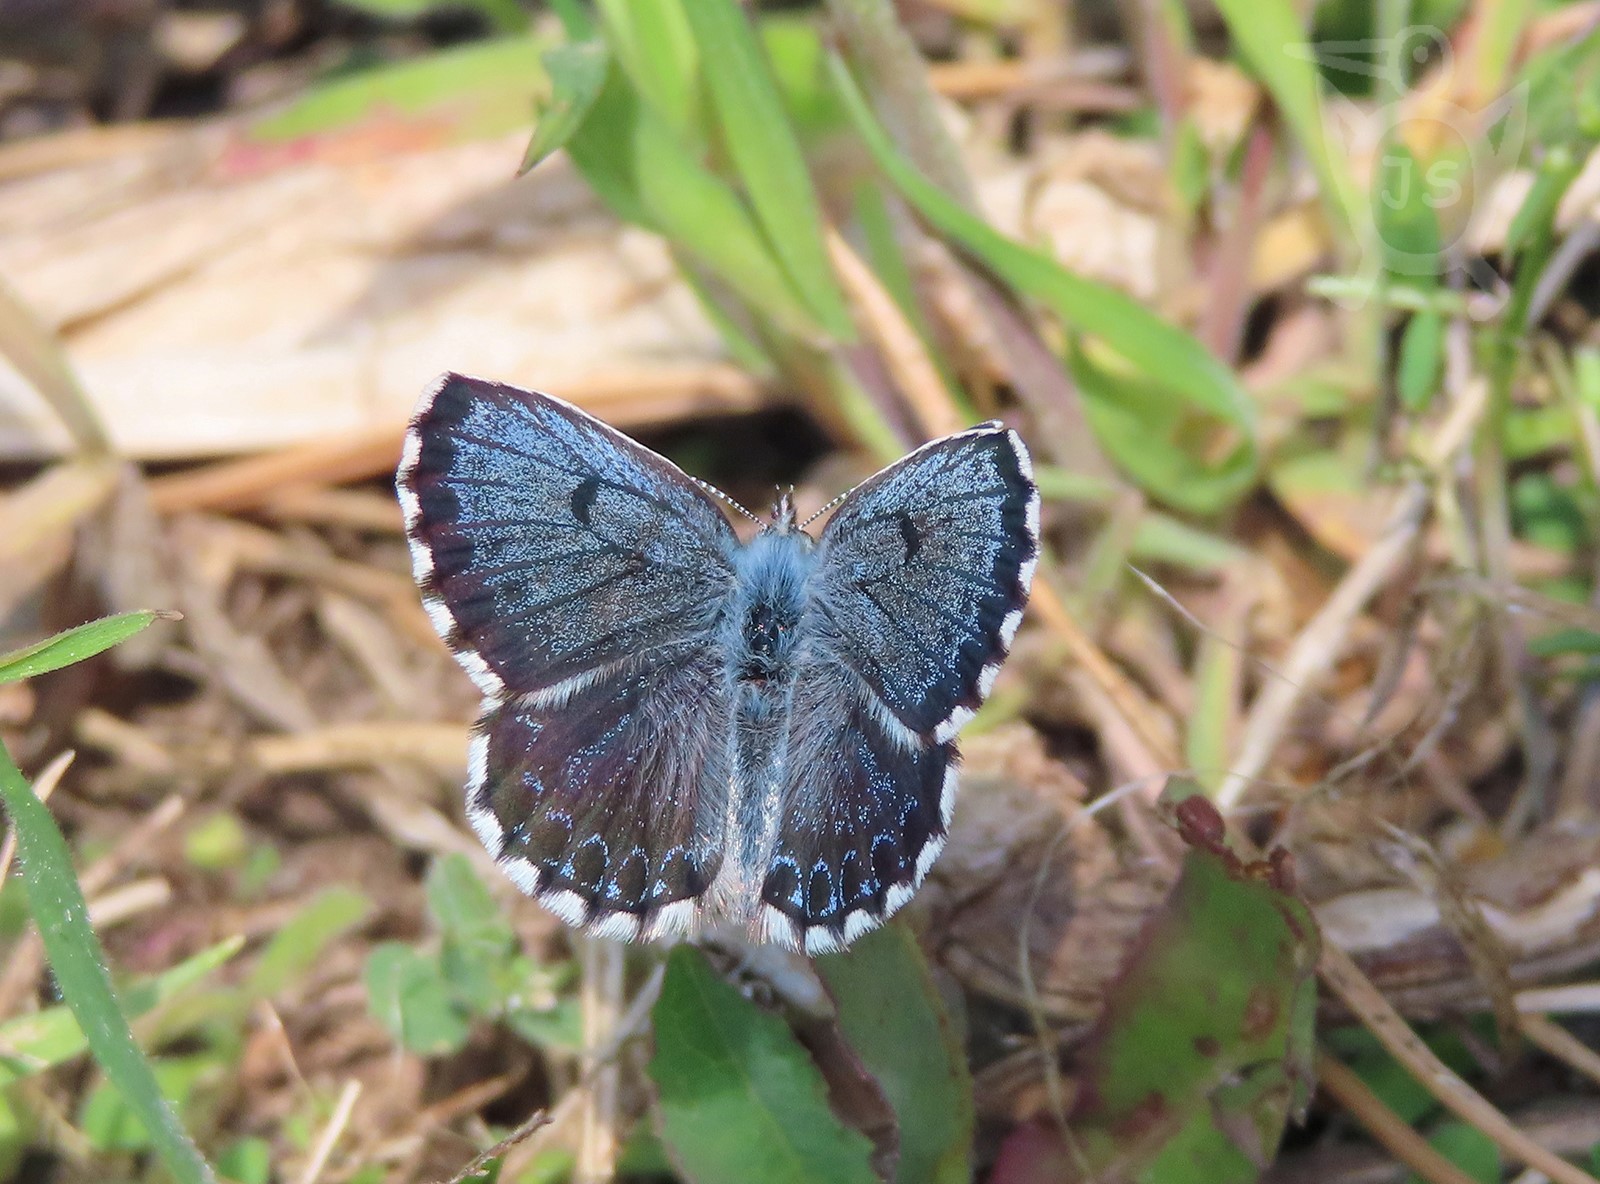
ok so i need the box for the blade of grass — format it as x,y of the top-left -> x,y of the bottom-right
0,273 -> 111,456
520,39 -> 610,174
0,744 -> 216,1184
565,67 -> 825,338
1210,0 -> 1363,244
0,611 -> 173,685
683,0 -> 855,341
827,55 -> 1259,513
0,938 -> 244,1088
595,0 -> 702,144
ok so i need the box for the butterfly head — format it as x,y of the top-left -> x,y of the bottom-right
766,488 -> 799,534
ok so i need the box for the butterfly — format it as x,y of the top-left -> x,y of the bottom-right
397,373 -> 1039,954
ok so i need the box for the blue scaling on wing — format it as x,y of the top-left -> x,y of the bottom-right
757,659 -> 956,954
397,373 -> 740,941
809,424 -> 1040,743
396,373 -> 738,700
472,643 -> 731,942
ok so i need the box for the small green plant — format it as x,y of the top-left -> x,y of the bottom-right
365,854 -> 581,1055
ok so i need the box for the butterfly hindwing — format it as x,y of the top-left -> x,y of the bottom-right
470,644 -> 732,941
810,424 -> 1040,741
758,661 -> 955,954
398,373 -> 739,699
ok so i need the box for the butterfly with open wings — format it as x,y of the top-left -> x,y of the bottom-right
397,373 -> 1038,955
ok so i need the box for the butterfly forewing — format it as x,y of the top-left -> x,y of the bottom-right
810,425 -> 1040,741
398,373 -> 738,699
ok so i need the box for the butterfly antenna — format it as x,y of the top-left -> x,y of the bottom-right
693,476 -> 758,522
800,483 -> 859,529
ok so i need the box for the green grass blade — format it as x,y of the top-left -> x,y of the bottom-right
246,34 -> 545,144
0,611 -> 168,685
1210,0 -> 1363,242
682,0 -> 855,341
0,937 -> 244,1088
521,39 -> 610,174
565,67 -> 824,337
595,0 -> 702,143
829,55 -> 1258,513
0,745 -> 216,1184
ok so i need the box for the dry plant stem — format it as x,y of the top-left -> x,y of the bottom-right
1315,1052 -> 1486,1184
1031,577 -> 1180,771
76,711 -> 472,779
465,963 -> 668,1184
824,226 -> 965,440
1319,942 -> 1600,1184
576,937 -> 625,1184
0,271 -> 112,454
1522,1015 -> 1600,1090
149,427 -> 405,515
824,0 -> 980,211
1213,481 -> 1431,810
1518,983 -> 1600,1015
296,1079 -> 363,1184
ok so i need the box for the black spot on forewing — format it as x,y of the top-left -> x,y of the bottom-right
897,510 -> 923,561
570,476 -> 600,526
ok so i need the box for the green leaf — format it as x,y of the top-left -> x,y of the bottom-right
247,35 -> 545,144
507,993 -> 585,1051
1063,803 -> 1320,1182
0,1094 -> 23,1182
0,936 -> 243,1087
817,925 -> 974,1184
0,611 -> 166,684
217,1137 -> 274,1184
246,886 -> 371,998
596,0 -> 702,142
427,853 -> 517,1012
426,853 -> 510,944
829,55 -> 1258,514
366,942 -> 472,1055
78,1053 -> 217,1153
1069,340 -> 1257,514
325,0 -> 435,19
521,39 -> 610,174
683,0 -> 855,340
649,946 -> 878,1184
183,812 -> 251,871
1396,310 -> 1444,412
0,744 -> 217,1183
1408,1122 -> 1500,1184
565,66 -> 824,336
1373,144 -> 1443,276
1211,0 -> 1362,240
